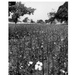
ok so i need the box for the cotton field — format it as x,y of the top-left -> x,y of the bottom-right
9,24 -> 68,75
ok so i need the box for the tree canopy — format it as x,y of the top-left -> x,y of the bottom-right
47,2 -> 68,24
47,11 -> 56,24
55,2 -> 68,23
8,2 -> 36,23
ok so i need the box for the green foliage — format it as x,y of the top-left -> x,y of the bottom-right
47,10 -> 56,24
37,19 -> 44,23
8,2 -> 36,23
49,17 -> 55,24
31,19 -> 35,23
48,11 -> 56,18
47,2 -> 68,24
55,2 -> 68,23
9,24 -> 68,75
23,17 -> 29,22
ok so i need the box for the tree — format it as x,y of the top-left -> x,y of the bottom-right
31,19 -> 35,23
48,10 -> 56,19
45,19 -> 50,23
47,2 -> 68,24
47,10 -> 56,24
23,17 -> 29,22
37,19 -> 44,23
8,2 -> 36,23
55,2 -> 68,24
49,17 -> 55,24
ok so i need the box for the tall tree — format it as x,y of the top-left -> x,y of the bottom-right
55,2 -> 68,23
47,2 -> 68,24
8,2 -> 36,23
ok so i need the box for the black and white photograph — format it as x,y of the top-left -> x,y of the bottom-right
8,1 -> 68,75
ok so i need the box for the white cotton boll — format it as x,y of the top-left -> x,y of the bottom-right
54,42 -> 56,45
28,61 -> 33,66
35,64 -> 38,70
35,61 -> 43,71
39,62 -> 43,66
61,37 -> 64,41
60,69 -> 65,73
38,66 -> 42,71
36,61 -> 43,66
41,45 -> 43,48
29,61 -> 33,64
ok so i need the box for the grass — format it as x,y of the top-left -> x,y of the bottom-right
9,23 -> 68,75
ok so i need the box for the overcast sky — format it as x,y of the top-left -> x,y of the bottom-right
20,2 -> 65,22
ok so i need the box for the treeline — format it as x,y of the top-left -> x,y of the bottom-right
8,2 -> 68,24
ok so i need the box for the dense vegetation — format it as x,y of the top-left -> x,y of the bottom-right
46,2 -> 68,24
9,24 -> 68,75
8,2 -> 35,23
8,2 -> 68,24
55,2 -> 68,23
